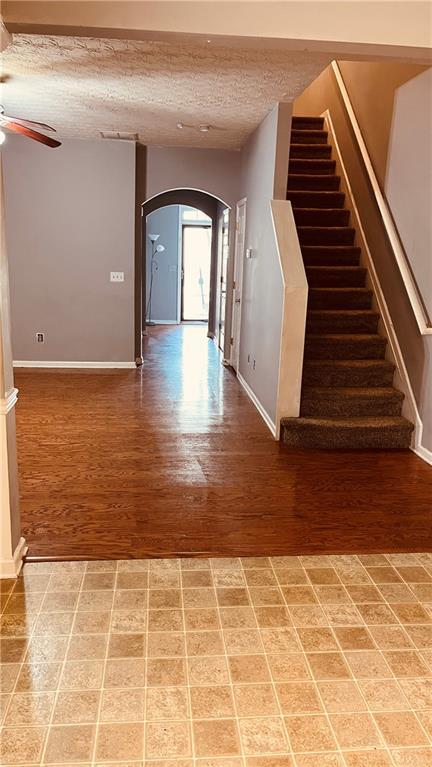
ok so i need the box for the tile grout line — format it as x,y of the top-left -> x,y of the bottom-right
210,558 -> 247,767
1,565 -> 51,744
40,561 -> 88,765
179,559 -> 197,767
269,555 -> 349,766
242,558 -> 296,763
89,560 -> 117,766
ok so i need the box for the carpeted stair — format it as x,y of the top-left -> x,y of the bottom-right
281,115 -> 414,449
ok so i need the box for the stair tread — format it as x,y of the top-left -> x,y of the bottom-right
308,309 -> 379,315
305,358 -> 394,367
302,387 -> 404,399
281,415 -> 412,429
306,266 -> 365,271
298,226 -> 354,231
293,207 -> 349,213
310,287 -> 371,291
289,173 -> 339,180
305,333 -> 384,341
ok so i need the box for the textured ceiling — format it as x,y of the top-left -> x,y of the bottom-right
1,34 -> 331,149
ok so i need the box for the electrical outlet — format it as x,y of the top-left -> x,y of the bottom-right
36,332 -> 45,343
110,271 -> 124,282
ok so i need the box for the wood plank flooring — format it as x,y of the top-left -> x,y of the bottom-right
14,324 -> 432,560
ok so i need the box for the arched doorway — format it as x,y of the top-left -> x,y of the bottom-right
137,188 -> 230,362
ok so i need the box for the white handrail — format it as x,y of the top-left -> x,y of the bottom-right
332,61 -> 432,335
271,199 -> 308,438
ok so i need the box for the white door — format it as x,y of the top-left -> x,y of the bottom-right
230,199 -> 247,370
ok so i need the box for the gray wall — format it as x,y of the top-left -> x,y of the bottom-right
3,137 -> 136,363
238,103 -> 292,426
146,146 -> 241,211
146,206 -> 180,323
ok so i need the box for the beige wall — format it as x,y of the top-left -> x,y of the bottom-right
338,61 -> 427,188
3,137 -> 136,363
294,63 -> 432,453
238,102 -> 292,426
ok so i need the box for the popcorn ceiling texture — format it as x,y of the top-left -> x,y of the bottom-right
2,34 -> 331,148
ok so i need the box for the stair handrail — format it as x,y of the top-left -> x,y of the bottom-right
332,61 -> 432,335
271,199 -> 309,438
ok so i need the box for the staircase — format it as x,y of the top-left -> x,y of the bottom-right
281,115 -> 414,449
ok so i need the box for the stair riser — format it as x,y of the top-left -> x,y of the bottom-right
302,246 -> 361,266
300,398 -> 403,418
290,144 -> 332,159
289,160 -> 336,175
291,130 -> 328,145
306,313 -> 380,334
294,209 -> 350,226
306,269 -> 366,287
288,190 -> 345,208
292,117 -> 325,130
281,424 -> 413,450
298,228 -> 355,245
288,175 -> 340,190
309,291 -> 372,310
304,338 -> 386,360
303,365 -> 394,387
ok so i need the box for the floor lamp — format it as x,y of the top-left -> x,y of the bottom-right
146,234 -> 165,326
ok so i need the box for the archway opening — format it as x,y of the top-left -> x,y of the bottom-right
138,188 -> 231,360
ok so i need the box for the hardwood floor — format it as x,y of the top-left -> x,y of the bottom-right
14,324 -> 432,560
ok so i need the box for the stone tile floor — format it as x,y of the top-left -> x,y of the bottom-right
0,553 -> 431,766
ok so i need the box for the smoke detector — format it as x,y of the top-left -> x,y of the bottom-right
100,131 -> 138,141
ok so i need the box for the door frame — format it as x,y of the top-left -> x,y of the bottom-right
180,221 -> 212,322
230,198 -> 247,370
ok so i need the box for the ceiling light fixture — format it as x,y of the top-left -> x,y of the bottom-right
176,122 -> 184,130
199,124 -> 210,133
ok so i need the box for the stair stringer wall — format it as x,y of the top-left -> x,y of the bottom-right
321,109 -> 421,449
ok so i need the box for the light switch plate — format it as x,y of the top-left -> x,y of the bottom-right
110,272 -> 124,282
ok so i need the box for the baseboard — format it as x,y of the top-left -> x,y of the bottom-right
13,361 -> 136,369
413,444 -> 432,466
0,537 -> 28,579
148,320 -> 179,325
237,372 -> 277,437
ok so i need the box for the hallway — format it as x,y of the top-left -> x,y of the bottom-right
14,324 -> 432,560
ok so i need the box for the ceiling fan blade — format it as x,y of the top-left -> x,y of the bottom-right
1,120 -> 61,148
2,115 -> 56,132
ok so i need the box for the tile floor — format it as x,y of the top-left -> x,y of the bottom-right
0,553 -> 431,766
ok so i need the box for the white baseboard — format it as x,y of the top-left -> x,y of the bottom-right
237,372 -> 276,437
13,361 -> 136,369
147,320 -> 179,325
413,444 -> 432,466
0,537 -> 28,579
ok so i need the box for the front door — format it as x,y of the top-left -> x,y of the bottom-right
181,225 -> 212,321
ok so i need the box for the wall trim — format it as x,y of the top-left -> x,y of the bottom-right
237,372 -> 276,437
0,537 -> 28,579
147,320 -> 179,325
413,444 -> 432,466
0,387 -> 18,415
13,361 -> 136,369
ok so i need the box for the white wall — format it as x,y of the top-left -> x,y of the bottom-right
386,68 -> 432,319
146,147 -> 241,210
238,103 -> 292,427
146,206 -> 180,323
3,137 -> 136,363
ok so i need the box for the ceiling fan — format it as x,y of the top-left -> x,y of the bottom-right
0,106 -> 61,148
